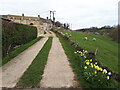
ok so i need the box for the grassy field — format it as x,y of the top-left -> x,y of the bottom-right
16,37 -> 53,88
60,31 -> 118,74
55,32 -> 118,88
2,37 -> 43,66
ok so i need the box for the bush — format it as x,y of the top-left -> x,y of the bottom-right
44,31 -> 46,34
108,28 -> 119,43
2,20 -> 37,58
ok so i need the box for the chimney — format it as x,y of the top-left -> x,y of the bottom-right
47,17 -> 48,20
38,15 -> 40,18
22,13 -> 24,17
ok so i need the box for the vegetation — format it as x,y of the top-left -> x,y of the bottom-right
59,31 -> 119,74
108,26 -> 119,43
2,37 -> 43,66
16,37 -> 53,88
2,20 -> 37,58
55,32 -> 119,88
44,31 -> 46,34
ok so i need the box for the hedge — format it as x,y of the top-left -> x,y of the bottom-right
2,20 -> 37,58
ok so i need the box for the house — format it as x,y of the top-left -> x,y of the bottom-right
2,14 -> 52,31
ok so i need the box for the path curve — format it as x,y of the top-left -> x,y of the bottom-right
1,37 -> 48,88
40,34 -> 77,88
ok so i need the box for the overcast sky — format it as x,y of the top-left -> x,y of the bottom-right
0,0 -> 119,30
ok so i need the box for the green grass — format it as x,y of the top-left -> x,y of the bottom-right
60,31 -> 119,74
16,37 -> 53,88
55,32 -> 119,88
2,37 -> 43,66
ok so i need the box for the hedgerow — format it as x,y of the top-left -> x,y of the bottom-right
2,20 -> 37,58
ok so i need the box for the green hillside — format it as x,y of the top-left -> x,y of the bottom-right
60,31 -> 119,74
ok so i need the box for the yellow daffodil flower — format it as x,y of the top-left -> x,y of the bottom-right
95,71 -> 97,74
91,65 -> 93,68
90,59 -> 92,62
74,52 -> 77,54
84,66 -> 87,69
83,50 -> 84,52
86,62 -> 89,65
90,63 -> 93,66
96,66 -> 99,70
102,71 -> 105,74
99,67 -> 102,71
81,54 -> 83,56
95,62 -> 97,65
85,51 -> 87,53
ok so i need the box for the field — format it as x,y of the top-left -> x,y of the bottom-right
60,31 -> 119,74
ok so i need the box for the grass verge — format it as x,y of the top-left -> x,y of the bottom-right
2,37 -> 43,66
16,37 -> 53,88
55,32 -> 119,88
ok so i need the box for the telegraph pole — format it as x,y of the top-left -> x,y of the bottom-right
50,11 -> 52,20
49,11 -> 56,27
52,11 -> 56,26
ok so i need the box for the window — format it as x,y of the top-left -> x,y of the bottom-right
35,19 -> 37,22
29,18 -> 31,22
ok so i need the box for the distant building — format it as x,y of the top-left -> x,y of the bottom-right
2,13 -> 52,30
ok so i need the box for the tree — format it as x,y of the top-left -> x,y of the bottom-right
55,21 -> 62,27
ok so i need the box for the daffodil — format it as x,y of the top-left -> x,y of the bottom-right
95,62 -> 97,65
102,71 -> 105,74
81,54 -> 83,56
90,63 -> 93,68
79,51 -> 82,54
95,66 -> 99,70
77,51 -> 79,53
91,65 -> 93,68
90,63 -> 93,66
83,50 -> 84,52
74,52 -> 77,54
90,59 -> 92,62
86,61 -> 89,65
107,76 -> 109,80
99,67 -> 102,71
95,71 -> 97,74
85,51 -> 88,53
103,69 -> 107,74
84,66 -> 87,69
108,72 -> 112,75
84,56 -> 86,58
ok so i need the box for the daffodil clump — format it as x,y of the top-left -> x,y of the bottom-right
74,49 -> 114,88
74,50 -> 88,58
